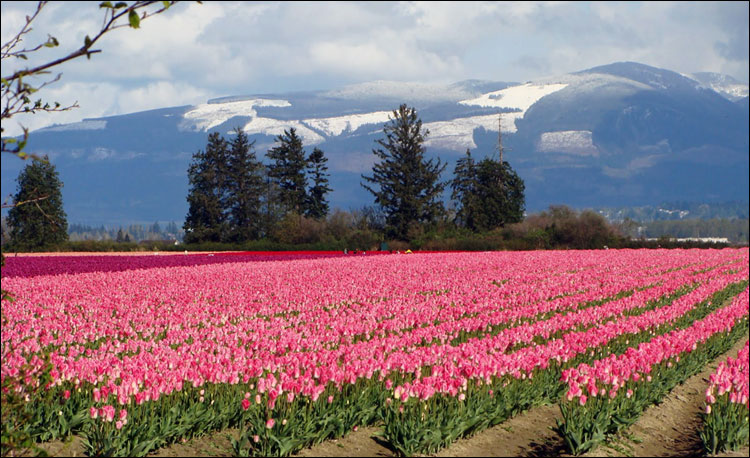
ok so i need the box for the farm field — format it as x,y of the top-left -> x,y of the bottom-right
2,249 -> 749,457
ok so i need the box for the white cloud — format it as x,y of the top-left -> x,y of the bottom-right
1,1 -> 747,137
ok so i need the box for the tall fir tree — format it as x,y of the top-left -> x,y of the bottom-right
266,128 -> 308,215
225,128 -> 265,242
184,132 -> 230,243
8,156 -> 68,250
305,147 -> 332,219
451,152 -> 526,232
361,104 -> 447,240
451,149 -> 479,230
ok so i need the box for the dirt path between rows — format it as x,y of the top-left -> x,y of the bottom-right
34,333 -> 749,457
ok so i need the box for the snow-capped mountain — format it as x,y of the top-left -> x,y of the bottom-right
1,62 -> 747,225
688,72 -> 749,101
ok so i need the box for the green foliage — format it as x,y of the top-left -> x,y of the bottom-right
232,380 -> 385,456
266,128 -> 309,215
451,150 -> 525,232
226,128 -> 265,242
7,156 -> 68,251
184,129 -> 332,244
184,132 -> 230,243
362,104 -> 447,241
700,396 -> 749,454
305,147 -> 332,220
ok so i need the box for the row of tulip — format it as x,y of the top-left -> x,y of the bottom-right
556,288 -> 749,455
0,252 -> 349,278
377,276 -> 748,455
700,339 -> 749,454
1,249 -> 747,456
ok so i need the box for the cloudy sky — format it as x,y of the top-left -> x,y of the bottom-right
2,1 -> 748,137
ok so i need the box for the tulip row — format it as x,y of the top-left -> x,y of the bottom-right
556,289 -> 749,455
1,249 -> 747,457
700,339 -> 749,454
377,276 -> 748,455
0,252 -> 349,278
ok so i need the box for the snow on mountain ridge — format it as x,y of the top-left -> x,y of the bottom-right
538,130 -> 598,156
180,98 -> 291,132
242,117 -> 325,145
687,72 -> 749,101
423,113 -> 520,151
303,111 -> 393,137
458,83 -> 568,111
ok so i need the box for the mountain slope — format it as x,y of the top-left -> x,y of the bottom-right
1,62 -> 747,225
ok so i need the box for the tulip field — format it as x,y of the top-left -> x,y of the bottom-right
1,248 -> 748,456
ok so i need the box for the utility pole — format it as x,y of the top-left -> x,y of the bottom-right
497,112 -> 510,164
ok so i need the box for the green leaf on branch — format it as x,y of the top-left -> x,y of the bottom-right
128,9 -> 140,28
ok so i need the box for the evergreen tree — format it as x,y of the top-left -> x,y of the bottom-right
260,173 -> 286,239
266,128 -> 308,215
226,128 -> 265,242
451,149 -> 479,230
184,132 -> 230,243
7,156 -> 68,250
451,152 -> 526,232
116,228 -> 126,243
361,104 -> 447,240
305,147 -> 332,219
472,158 -> 525,230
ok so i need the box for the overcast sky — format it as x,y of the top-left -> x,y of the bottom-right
2,1 -> 748,137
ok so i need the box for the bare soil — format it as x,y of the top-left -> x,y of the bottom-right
33,334 -> 749,457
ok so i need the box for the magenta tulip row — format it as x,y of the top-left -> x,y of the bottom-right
562,289 -> 749,404
391,269 -> 747,401
705,339 -> 749,408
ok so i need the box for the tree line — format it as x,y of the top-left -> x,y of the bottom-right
183,104 -> 526,246
10,103 -> 741,253
183,127 -> 332,244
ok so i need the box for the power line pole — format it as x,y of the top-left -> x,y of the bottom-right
497,112 -> 510,163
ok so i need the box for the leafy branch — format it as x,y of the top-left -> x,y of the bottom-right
1,1 -> 179,160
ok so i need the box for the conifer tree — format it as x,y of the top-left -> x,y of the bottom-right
305,147 -> 332,219
226,128 -> 265,242
451,149 -> 479,230
451,152 -> 526,232
8,156 -> 68,250
266,128 -> 308,215
361,104 -> 447,240
184,132 -> 230,243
